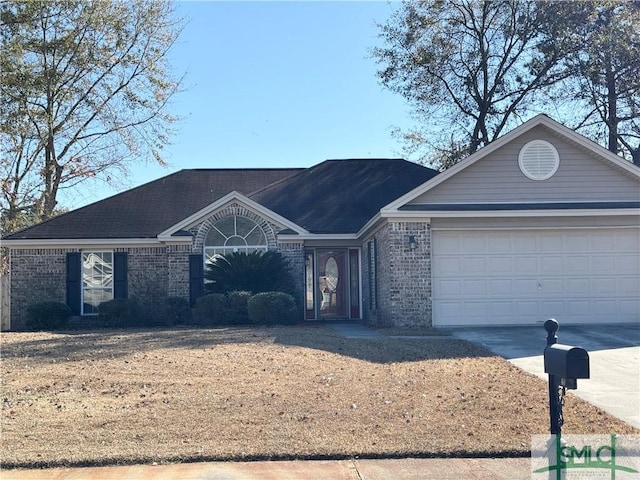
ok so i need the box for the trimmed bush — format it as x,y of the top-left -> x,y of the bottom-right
140,296 -> 192,326
192,293 -> 227,326
163,296 -> 192,325
25,302 -> 72,331
248,291 -> 298,325
98,298 -> 139,328
225,290 -> 251,325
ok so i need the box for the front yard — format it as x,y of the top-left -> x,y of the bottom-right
1,326 -> 637,468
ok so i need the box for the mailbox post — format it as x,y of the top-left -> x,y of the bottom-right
543,319 -> 590,435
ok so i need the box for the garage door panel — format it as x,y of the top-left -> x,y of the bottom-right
616,255 -> 640,273
488,257 -> 512,273
617,231 -> 640,250
462,236 -> 486,253
590,233 -> 616,250
621,299 -> 640,318
438,280 -> 461,296
433,228 -> 640,326
515,256 -> 538,274
591,255 -> 617,271
488,279 -> 513,294
540,278 -> 564,293
461,257 -> 486,273
489,302 -> 513,317
566,234 -> 589,252
462,279 -> 486,295
567,300 -> 591,316
540,235 -> 563,252
513,279 -> 538,294
564,256 -> 590,272
591,278 -> 617,293
566,278 -> 590,295
514,236 -> 537,252
436,257 -> 461,274
619,278 -> 640,295
541,256 -> 563,273
540,300 -> 565,315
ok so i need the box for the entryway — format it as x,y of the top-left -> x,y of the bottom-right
305,248 -> 360,321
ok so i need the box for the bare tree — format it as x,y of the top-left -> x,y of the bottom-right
0,0 -> 184,232
373,0 -> 573,168
556,2 -> 640,165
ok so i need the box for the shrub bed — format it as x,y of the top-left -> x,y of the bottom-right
247,291 -> 298,325
98,298 -> 140,328
25,302 -> 72,331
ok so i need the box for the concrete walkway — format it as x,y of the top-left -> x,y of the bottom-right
0,457 -> 532,480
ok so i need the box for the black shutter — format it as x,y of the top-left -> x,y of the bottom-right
113,252 -> 128,299
189,254 -> 204,307
66,252 -> 82,315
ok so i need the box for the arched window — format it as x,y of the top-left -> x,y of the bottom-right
204,215 -> 267,264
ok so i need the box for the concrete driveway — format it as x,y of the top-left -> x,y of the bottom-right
444,323 -> 640,429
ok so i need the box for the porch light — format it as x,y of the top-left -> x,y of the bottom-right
409,235 -> 417,251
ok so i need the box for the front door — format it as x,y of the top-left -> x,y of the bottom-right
305,248 -> 360,320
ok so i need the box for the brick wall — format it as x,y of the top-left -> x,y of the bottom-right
124,247 -> 170,302
362,221 -> 432,327
278,241 -> 305,311
9,248 -> 76,330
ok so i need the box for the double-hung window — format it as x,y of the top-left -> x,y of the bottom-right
82,251 -> 114,315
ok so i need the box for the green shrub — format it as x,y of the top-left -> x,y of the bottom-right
139,296 -> 192,326
247,291 -> 298,325
164,296 -> 192,325
225,290 -> 251,325
192,293 -> 227,326
25,302 -> 72,331
98,298 -> 139,328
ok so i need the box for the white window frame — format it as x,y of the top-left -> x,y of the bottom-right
81,250 -> 114,316
203,215 -> 268,266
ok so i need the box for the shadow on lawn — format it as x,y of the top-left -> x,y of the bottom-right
1,325 -> 494,364
274,326 -> 495,363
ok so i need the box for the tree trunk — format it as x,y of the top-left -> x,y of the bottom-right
605,59 -> 618,154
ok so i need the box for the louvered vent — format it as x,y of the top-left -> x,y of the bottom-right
518,140 -> 559,180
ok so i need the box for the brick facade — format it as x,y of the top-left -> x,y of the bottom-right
9,248 -> 74,330
363,221 -> 432,327
7,214 -> 434,329
277,241 -> 305,311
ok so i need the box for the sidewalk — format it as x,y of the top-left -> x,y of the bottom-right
0,457 -> 533,480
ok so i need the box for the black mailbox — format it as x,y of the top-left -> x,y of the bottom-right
544,343 -> 590,389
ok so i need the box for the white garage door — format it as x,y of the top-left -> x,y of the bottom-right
432,228 -> 640,326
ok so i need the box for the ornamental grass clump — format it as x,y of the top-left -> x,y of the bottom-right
205,251 -> 294,294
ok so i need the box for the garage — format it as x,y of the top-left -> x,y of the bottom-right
432,228 -> 640,326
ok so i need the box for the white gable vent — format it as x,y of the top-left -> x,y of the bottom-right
518,140 -> 559,180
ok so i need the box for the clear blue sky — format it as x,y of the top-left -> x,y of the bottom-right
62,1 -> 414,208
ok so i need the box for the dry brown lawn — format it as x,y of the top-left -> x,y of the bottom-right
1,326 -> 637,469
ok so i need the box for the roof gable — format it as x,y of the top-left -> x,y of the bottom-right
157,191 -> 309,240
383,115 -> 640,213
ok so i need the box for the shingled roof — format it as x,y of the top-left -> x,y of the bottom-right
4,159 -> 439,240
250,159 -> 439,233
4,169 -> 302,240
